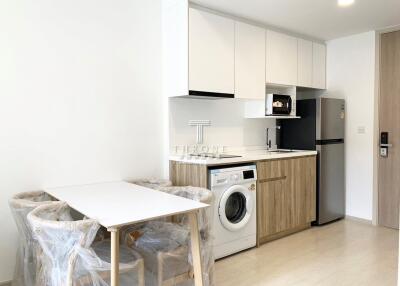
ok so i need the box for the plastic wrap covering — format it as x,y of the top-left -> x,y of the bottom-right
9,191 -> 55,286
157,186 -> 213,235
122,186 -> 215,286
27,202 -> 145,286
129,179 -> 172,190
121,221 -> 190,286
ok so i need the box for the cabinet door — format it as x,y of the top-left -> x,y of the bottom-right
257,157 -> 316,242
257,159 -> 285,181
297,39 -> 313,88
257,159 -> 292,238
266,30 -> 298,86
258,179 -> 289,238
292,157 -> 317,225
305,156 -> 317,222
235,22 -> 266,99
189,8 -> 235,95
312,42 -> 326,89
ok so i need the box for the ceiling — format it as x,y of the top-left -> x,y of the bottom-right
191,0 -> 400,40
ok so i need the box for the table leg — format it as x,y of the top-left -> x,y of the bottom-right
109,228 -> 120,286
188,211 -> 204,286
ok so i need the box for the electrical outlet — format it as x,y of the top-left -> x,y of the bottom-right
357,126 -> 366,134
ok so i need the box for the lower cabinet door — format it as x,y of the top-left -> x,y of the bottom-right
258,178 -> 291,238
257,156 -> 316,244
304,156 -> 317,222
284,157 -> 316,227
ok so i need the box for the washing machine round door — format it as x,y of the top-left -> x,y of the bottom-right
218,185 -> 254,231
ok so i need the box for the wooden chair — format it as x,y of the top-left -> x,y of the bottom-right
9,191 -> 55,286
28,201 -> 145,286
123,184 -> 215,286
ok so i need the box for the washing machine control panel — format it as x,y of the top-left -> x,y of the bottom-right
210,165 -> 257,187
243,170 -> 255,179
230,174 -> 240,181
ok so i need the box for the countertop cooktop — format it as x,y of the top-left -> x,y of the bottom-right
169,149 -> 317,166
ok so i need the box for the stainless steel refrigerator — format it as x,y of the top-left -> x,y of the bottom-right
278,98 -> 345,225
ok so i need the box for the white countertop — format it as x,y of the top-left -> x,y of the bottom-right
169,149 -> 317,166
45,181 -> 208,229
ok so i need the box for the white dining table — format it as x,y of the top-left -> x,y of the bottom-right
45,181 -> 209,286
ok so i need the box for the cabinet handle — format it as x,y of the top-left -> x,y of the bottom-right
259,176 -> 287,183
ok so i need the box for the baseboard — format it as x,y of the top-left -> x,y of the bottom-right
0,281 -> 11,286
257,223 -> 311,246
345,215 -> 372,225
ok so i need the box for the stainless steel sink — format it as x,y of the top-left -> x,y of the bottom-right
189,153 -> 242,159
268,149 -> 297,154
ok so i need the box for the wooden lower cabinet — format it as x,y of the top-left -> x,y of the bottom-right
169,161 -> 208,188
170,156 -> 316,246
257,156 -> 316,245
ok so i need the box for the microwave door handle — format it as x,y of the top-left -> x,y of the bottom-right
288,97 -> 292,113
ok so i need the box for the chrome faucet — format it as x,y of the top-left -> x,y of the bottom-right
266,126 -> 281,150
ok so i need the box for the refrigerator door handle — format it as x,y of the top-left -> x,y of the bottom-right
316,139 -> 344,145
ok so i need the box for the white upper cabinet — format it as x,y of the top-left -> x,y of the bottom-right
266,30 -> 298,86
189,8 -> 235,95
162,2 -> 327,98
235,22 -> 266,99
298,39 -> 326,89
162,0 -> 189,97
312,42 -> 327,89
297,39 -> 313,88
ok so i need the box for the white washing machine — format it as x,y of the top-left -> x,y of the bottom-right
209,164 -> 257,259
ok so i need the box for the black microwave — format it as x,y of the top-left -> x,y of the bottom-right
265,94 -> 292,116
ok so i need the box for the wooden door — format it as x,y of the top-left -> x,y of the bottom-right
257,159 -> 289,239
285,157 -> 316,228
257,178 -> 287,238
282,159 -> 297,231
378,31 -> 400,229
257,157 -> 316,244
298,156 -> 317,223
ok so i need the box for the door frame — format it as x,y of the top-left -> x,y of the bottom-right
373,26 -> 400,226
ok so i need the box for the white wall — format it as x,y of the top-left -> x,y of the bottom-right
169,98 -> 277,149
326,31 -> 376,220
0,0 -> 164,282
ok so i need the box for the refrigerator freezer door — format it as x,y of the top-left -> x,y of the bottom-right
317,142 -> 345,224
317,98 -> 345,140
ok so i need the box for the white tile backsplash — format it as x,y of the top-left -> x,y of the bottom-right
169,97 -> 279,150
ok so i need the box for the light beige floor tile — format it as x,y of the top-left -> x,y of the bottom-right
215,219 -> 398,286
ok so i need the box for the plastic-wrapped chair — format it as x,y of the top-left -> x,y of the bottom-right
128,179 -> 172,191
9,191 -> 55,286
158,186 -> 213,235
156,186 -> 214,286
27,202 -> 145,286
122,185 -> 214,286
